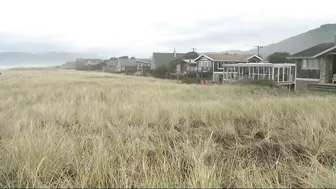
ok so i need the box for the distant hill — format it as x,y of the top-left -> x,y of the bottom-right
224,24 -> 336,59
0,52 -> 102,68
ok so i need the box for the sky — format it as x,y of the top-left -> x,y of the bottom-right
0,0 -> 336,58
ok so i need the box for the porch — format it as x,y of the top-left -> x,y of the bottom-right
221,63 -> 297,88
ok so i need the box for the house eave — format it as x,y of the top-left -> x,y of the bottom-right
194,54 -> 214,62
247,55 -> 263,61
213,60 -> 248,62
286,56 -> 314,60
313,45 -> 336,58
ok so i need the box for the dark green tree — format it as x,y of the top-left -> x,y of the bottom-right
118,56 -> 129,59
267,52 -> 294,63
150,65 -> 168,79
168,51 -> 199,72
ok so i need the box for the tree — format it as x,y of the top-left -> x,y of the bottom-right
130,57 -> 136,59
267,52 -> 294,63
150,65 -> 168,79
168,51 -> 199,72
118,56 -> 129,59
184,51 -> 199,59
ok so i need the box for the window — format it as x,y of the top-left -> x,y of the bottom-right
218,62 -> 224,69
302,59 -> 320,70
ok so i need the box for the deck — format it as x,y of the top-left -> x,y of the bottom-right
307,83 -> 336,92
221,63 -> 297,87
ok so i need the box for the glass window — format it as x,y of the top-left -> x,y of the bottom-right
302,59 -> 319,70
218,62 -> 223,69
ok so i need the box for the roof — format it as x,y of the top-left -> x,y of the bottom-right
152,52 -> 186,69
118,59 -> 137,67
222,63 -> 296,68
136,58 -> 152,63
182,59 -> 196,64
289,43 -> 336,59
195,53 -> 260,62
76,58 -> 103,61
105,59 -> 118,66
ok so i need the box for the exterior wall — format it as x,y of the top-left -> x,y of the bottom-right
213,72 -> 222,83
196,56 -> 213,73
137,62 -> 152,70
106,65 -> 116,72
247,57 -> 261,63
116,61 -> 122,72
151,55 -> 156,70
296,79 -> 319,90
214,61 -> 247,72
319,55 -> 332,83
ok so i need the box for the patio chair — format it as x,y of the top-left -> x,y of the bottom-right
332,74 -> 336,84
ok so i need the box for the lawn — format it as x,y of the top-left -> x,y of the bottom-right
0,69 -> 336,187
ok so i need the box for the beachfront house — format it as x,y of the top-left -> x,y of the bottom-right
287,41 -> 336,90
192,54 -> 262,82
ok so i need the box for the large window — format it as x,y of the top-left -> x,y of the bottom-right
302,59 -> 320,70
199,61 -> 211,67
218,62 -> 224,69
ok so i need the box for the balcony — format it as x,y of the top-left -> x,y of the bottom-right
186,66 -> 212,73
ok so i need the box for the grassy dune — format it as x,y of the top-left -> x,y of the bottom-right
1,70 -> 336,187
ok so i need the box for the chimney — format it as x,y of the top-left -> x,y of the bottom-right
174,49 -> 176,57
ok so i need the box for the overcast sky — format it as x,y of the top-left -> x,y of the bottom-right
0,0 -> 336,58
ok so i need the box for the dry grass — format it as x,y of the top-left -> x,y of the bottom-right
1,69 -> 336,187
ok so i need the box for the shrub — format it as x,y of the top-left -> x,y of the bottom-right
236,79 -> 279,88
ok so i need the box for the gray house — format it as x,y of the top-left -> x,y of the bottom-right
116,59 -> 137,73
151,51 -> 186,69
136,58 -> 152,70
75,58 -> 103,70
288,42 -> 336,90
193,53 -> 263,82
102,59 -> 118,73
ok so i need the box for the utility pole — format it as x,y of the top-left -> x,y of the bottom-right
191,48 -> 197,52
255,45 -> 263,57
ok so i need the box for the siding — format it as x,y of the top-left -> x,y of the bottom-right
296,79 -> 319,90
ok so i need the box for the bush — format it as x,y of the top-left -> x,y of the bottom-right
236,79 -> 279,88
149,65 -> 168,79
181,78 -> 199,84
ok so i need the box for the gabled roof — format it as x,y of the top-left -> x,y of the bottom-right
152,52 -> 186,69
194,53 -> 260,62
76,58 -> 103,62
118,59 -> 137,67
105,59 -> 118,66
182,59 -> 196,64
247,55 -> 263,61
136,58 -> 152,64
289,43 -> 336,59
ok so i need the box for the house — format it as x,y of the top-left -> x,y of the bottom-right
287,41 -> 336,90
75,58 -> 103,70
169,59 -> 197,79
177,59 -> 196,74
136,58 -> 152,71
151,50 -> 186,69
116,58 -> 137,74
193,53 -> 263,82
102,59 -> 118,73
